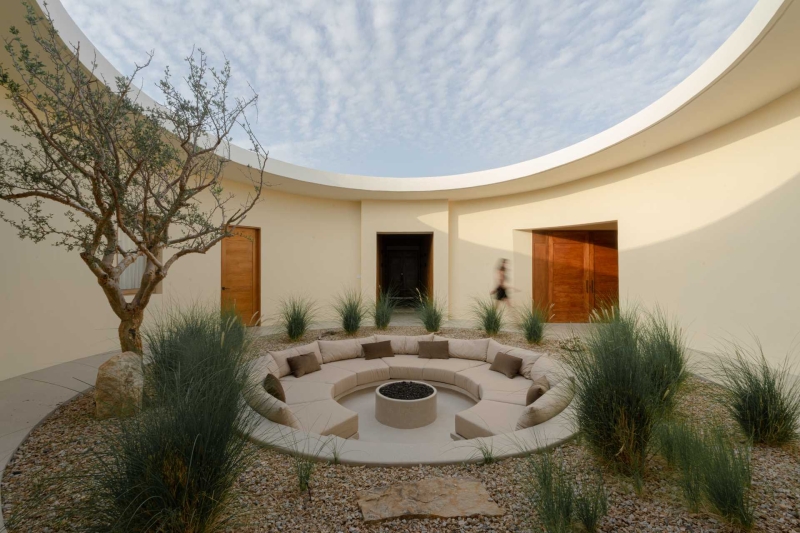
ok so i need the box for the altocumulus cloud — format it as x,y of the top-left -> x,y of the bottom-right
61,0 -> 757,177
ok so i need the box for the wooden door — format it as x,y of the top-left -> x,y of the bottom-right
221,227 -> 260,326
533,230 -> 619,323
550,231 -> 593,322
592,231 -> 619,308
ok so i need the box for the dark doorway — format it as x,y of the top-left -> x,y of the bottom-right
377,233 -> 433,307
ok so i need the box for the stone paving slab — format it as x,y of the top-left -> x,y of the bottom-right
357,477 -> 505,522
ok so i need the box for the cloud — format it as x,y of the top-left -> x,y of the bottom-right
61,0 -> 757,177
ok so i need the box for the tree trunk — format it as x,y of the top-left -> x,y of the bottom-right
119,311 -> 144,354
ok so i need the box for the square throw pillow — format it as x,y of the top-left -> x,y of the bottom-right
489,351 -> 523,378
526,376 -> 550,405
363,340 -> 394,360
263,373 -> 286,403
287,352 -> 321,378
418,340 -> 449,359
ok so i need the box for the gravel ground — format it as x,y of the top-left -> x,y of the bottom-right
3,327 -> 800,532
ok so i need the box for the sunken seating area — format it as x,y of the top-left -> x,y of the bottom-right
243,334 -> 573,441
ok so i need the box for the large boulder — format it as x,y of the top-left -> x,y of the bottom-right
95,351 -> 143,419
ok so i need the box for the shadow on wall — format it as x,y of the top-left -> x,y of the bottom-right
448,170 -> 800,368
454,86 -> 800,231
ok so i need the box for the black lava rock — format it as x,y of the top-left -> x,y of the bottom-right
380,381 -> 434,400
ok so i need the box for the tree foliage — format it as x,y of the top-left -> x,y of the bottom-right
0,2 -> 266,352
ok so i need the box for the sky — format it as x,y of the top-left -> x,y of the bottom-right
61,0 -> 758,177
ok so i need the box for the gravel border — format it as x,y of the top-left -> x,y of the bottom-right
3,327 -> 799,532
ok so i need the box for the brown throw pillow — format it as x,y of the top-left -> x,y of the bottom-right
363,340 -> 394,360
263,373 -> 286,403
526,376 -> 550,405
490,351 -> 523,378
287,352 -> 321,378
418,340 -> 449,359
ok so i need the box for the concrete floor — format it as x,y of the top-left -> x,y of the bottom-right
339,385 -> 476,443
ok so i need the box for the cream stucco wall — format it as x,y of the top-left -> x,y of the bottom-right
449,86 -> 800,361
2,0 -> 800,379
2,87 -> 800,380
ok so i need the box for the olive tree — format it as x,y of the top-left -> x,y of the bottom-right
0,4 -> 266,353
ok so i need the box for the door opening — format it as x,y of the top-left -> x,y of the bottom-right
220,226 -> 261,326
533,230 -> 618,323
377,233 -> 433,307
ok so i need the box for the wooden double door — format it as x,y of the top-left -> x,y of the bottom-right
533,230 -> 618,323
220,226 -> 261,326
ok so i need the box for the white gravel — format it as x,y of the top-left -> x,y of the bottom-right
3,327 -> 799,532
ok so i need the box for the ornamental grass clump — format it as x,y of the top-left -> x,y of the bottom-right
517,301 -> 551,344
701,428 -> 754,530
416,290 -> 445,332
714,339 -> 800,446
656,421 -> 754,528
333,288 -> 368,335
278,296 -> 316,341
371,288 -> 397,330
472,297 -> 504,336
566,305 -> 688,477
524,452 -> 607,533
655,420 -> 706,511
92,305 -> 257,532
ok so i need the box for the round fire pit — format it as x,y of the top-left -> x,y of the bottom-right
375,381 -> 438,429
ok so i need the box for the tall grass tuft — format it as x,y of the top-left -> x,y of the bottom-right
655,420 -> 705,511
89,305 -> 258,532
524,453 -> 574,533
517,301 -> 551,344
702,428 -> 754,529
472,297 -> 504,336
714,339 -> 800,446
565,305 -> 688,476
574,479 -> 609,533
416,290 -> 445,332
278,296 -> 316,341
523,452 -> 608,533
656,421 -> 754,527
333,288 -> 368,335
372,288 -> 397,330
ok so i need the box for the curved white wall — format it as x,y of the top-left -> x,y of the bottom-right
1,0 -> 800,380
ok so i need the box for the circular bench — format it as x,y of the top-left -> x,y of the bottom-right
243,334 -> 577,465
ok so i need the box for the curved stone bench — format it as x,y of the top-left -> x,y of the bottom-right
244,334 -> 577,463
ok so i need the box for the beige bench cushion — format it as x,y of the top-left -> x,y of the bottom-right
486,339 -> 543,377
269,341 -> 322,377
461,364 -> 531,404
384,354 -> 429,380
516,379 -> 574,429
422,358 -> 484,386
375,334 -> 434,355
281,380 -> 335,404
242,368 -> 301,429
329,358 -> 391,386
440,337 -> 490,361
281,365 -> 358,397
453,363 -> 488,398
404,334 -> 435,355
455,400 -> 525,439
375,334 -> 408,354
289,400 -> 358,438
529,356 -> 567,386
319,337 -> 376,363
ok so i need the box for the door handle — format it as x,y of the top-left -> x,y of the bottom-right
586,280 -> 589,293
221,286 -> 229,291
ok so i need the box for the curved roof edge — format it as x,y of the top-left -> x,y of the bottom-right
39,0 -> 800,200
